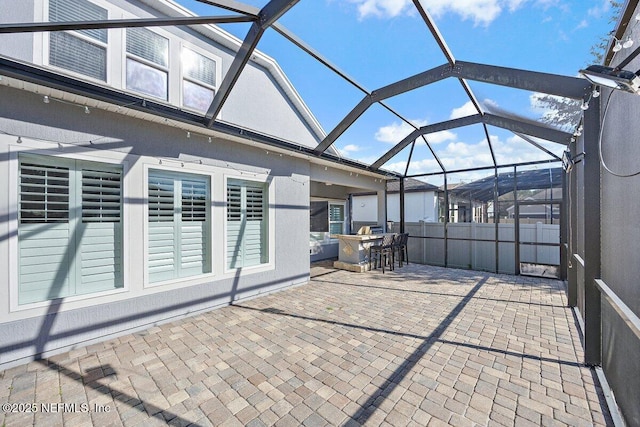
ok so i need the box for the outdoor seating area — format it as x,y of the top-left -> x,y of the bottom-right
368,233 -> 410,273
0,265 -> 613,426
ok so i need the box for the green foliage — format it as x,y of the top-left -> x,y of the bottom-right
535,0 -> 623,131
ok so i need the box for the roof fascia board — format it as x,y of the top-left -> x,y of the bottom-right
0,15 -> 254,33
453,61 -> 590,100
605,0 -> 640,65
0,55 -> 396,178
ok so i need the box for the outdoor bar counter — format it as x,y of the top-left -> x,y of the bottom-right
333,232 -> 387,272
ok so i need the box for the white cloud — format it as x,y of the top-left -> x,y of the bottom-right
383,132 -> 559,177
348,0 -> 538,26
574,19 -> 588,30
373,119 -> 458,145
449,101 -> 478,119
374,119 -> 427,143
587,0 -> 611,18
337,143 -> 364,157
449,98 -> 499,119
342,144 -> 362,152
427,130 -> 457,144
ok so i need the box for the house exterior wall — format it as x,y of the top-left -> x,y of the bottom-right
0,84 -> 312,369
0,0 -> 337,369
0,0 -> 323,148
352,191 -> 438,223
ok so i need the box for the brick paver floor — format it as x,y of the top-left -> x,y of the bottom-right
1,264 -> 612,426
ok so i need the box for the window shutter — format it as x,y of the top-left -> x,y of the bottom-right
78,168 -> 122,294
148,174 -> 176,282
148,172 -> 210,283
18,162 -> 71,304
226,183 -> 242,268
244,184 -> 265,266
180,179 -> 208,276
227,180 -> 267,269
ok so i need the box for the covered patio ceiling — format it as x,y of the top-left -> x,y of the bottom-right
0,0 -> 601,180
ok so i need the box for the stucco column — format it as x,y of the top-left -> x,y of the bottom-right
378,187 -> 387,231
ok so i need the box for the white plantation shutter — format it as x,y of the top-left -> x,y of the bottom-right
148,171 -> 210,283
180,179 -> 208,276
226,183 -> 242,268
227,179 -> 267,269
19,161 -> 72,304
78,168 -> 122,294
148,174 -> 175,282
18,156 -> 122,305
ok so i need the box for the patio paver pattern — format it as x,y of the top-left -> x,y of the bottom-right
1,265 -> 612,426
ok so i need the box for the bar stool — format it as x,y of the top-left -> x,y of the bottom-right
394,233 -> 409,267
369,234 -> 395,273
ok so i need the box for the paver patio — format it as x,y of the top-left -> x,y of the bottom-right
0,264 -> 612,426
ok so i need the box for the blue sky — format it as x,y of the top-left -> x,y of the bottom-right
177,0 -> 618,183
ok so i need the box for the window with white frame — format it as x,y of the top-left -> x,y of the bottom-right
182,47 -> 217,113
148,170 -> 210,283
227,179 -> 268,269
329,203 -> 345,235
48,0 -> 108,81
310,200 -> 345,238
126,27 -> 169,100
18,155 -> 123,305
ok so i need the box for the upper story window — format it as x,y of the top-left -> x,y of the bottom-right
182,47 -> 217,113
126,28 -> 169,100
44,1 -> 221,111
48,0 -> 108,81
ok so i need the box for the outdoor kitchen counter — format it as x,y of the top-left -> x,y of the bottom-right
333,233 -> 388,272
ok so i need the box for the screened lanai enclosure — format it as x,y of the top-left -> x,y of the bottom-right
388,166 -> 564,277
1,0 -> 640,425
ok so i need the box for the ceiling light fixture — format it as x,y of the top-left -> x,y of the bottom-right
43,95 -> 50,103
579,65 -> 640,94
623,35 -> 634,49
84,106 -> 90,114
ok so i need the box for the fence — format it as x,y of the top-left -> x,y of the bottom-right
403,221 -> 560,275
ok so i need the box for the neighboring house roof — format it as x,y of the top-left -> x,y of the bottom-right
352,178 -> 439,196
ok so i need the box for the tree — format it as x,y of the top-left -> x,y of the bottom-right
533,0 -> 623,131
